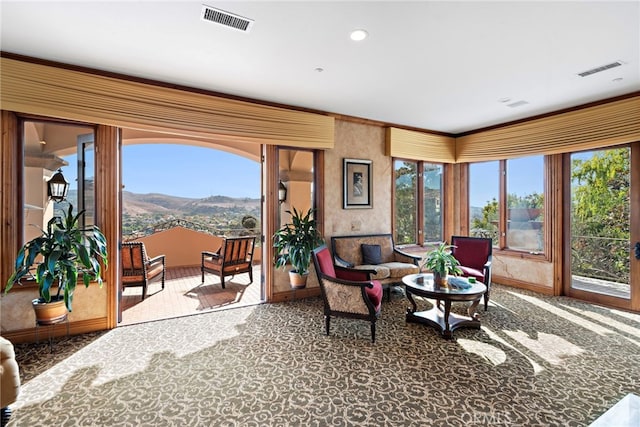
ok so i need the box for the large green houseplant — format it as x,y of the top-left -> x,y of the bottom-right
5,204 -> 108,321
273,207 -> 324,288
422,242 -> 462,287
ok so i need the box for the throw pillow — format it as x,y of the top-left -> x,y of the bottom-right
361,244 -> 382,265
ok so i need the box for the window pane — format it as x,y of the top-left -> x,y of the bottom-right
394,160 -> 417,245
22,121 -> 94,243
423,163 -> 443,243
469,161 -> 499,245
506,156 -> 544,252
279,148 -> 315,228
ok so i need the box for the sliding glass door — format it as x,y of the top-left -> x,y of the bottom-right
567,144 -> 639,310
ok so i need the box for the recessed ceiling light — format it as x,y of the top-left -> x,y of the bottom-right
350,29 -> 368,41
612,77 -> 623,83
315,67 -> 324,73
498,97 -> 512,103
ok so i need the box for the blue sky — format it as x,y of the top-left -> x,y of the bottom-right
469,156 -> 544,207
122,145 -> 260,199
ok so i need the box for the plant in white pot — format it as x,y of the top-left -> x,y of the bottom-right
273,207 -> 324,289
422,242 -> 462,287
5,204 -> 108,324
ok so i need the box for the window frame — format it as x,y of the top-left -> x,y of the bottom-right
468,156 -> 550,260
392,158 -> 445,247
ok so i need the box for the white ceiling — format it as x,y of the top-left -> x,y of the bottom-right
1,1 -> 639,134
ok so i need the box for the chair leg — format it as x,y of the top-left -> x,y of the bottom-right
371,321 -> 376,343
2,406 -> 12,426
248,268 -> 253,284
201,268 -> 205,283
142,283 -> 147,301
220,276 -> 225,289
484,289 -> 490,311
324,315 -> 330,336
161,271 -> 165,290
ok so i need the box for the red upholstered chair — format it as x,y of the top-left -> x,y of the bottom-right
311,245 -> 383,343
451,235 -> 493,311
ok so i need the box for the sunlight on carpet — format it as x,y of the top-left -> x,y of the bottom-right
12,305 -> 255,410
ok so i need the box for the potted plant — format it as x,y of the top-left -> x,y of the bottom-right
421,242 -> 462,287
273,207 -> 324,289
5,204 -> 108,324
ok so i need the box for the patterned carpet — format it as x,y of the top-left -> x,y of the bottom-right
7,284 -> 640,426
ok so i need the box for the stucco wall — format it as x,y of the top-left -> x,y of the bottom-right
325,120 -> 392,239
136,227 -> 261,268
0,282 -> 107,333
492,254 -> 554,290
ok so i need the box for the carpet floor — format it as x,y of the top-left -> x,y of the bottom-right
7,284 -> 640,426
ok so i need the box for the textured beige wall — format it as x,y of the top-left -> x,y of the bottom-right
324,120 -> 392,240
0,282 -> 107,333
492,254 -> 554,289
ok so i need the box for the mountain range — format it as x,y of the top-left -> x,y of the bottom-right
122,191 -> 260,216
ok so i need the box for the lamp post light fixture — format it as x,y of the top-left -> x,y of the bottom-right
278,181 -> 287,204
47,169 -> 69,202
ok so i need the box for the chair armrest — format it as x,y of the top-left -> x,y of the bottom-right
333,255 -> 354,268
147,254 -> 165,265
483,256 -> 492,284
393,248 -> 421,266
320,273 -> 374,289
335,266 -> 372,281
202,250 -> 220,260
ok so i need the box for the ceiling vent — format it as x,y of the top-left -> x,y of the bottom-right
201,5 -> 254,32
578,61 -> 623,77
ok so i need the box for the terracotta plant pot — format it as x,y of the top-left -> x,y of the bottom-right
289,270 -> 308,289
32,297 -> 68,325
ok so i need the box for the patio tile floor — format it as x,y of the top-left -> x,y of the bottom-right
120,265 -> 262,326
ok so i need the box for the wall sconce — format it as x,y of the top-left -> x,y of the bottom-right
278,181 -> 287,204
47,169 -> 69,202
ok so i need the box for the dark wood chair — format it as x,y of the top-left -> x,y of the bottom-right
311,245 -> 383,343
451,235 -> 493,311
201,236 -> 255,288
120,242 -> 165,300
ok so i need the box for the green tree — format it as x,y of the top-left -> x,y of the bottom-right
571,148 -> 630,282
394,162 -> 417,244
471,198 -> 499,244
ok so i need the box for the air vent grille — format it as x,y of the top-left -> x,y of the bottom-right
578,61 -> 623,77
201,5 -> 254,32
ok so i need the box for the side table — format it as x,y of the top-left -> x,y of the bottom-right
403,273 -> 486,339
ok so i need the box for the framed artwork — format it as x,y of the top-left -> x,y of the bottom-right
343,158 -> 372,209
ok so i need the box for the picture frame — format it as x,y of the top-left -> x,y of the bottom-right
343,158 -> 372,209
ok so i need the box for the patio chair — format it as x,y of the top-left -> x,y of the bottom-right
201,236 -> 255,288
450,235 -> 493,311
311,245 -> 383,343
120,242 -> 166,300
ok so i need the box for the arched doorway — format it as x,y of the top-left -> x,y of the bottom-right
118,129 -> 264,325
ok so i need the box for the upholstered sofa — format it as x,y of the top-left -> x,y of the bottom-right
1,336 -> 20,425
330,234 -> 420,294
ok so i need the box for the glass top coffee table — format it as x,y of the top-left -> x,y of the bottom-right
402,273 -> 487,339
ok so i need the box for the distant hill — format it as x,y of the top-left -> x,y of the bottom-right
122,191 -> 260,216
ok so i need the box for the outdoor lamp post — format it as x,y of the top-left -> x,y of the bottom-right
47,169 -> 69,202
